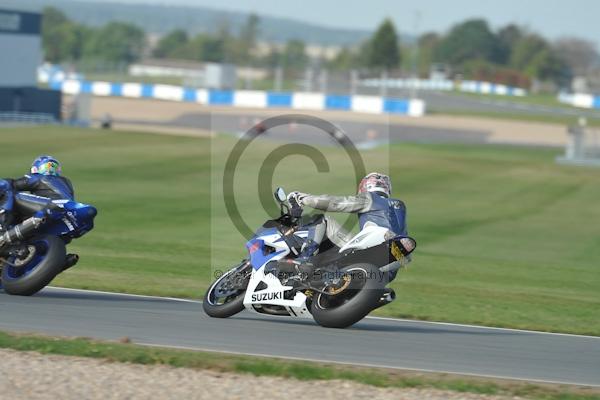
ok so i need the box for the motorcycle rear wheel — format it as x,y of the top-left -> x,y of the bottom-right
311,263 -> 385,328
1,235 -> 66,296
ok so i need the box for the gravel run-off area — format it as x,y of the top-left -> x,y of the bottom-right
0,348 -> 522,400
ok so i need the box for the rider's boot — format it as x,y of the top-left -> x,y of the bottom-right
276,240 -> 320,280
63,253 -> 79,271
298,240 -> 319,260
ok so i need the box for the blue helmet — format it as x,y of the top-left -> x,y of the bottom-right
31,155 -> 62,176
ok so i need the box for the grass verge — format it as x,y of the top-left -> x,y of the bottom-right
1,331 -> 598,400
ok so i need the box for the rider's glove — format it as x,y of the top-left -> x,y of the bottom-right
287,191 -> 306,218
287,191 -> 307,207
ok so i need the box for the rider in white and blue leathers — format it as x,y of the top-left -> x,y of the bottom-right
287,172 -> 410,264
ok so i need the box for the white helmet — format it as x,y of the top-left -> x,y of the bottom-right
358,172 -> 391,197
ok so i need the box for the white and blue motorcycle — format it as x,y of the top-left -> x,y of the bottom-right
203,188 -> 416,328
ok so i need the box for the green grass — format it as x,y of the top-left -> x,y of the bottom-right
1,126 -> 600,335
452,91 -> 566,108
1,331 -> 597,399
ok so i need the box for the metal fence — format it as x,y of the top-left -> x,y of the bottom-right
0,112 -> 57,125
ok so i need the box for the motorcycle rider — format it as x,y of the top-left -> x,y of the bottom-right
288,172 -> 410,253
0,155 -> 78,267
283,172 -> 413,291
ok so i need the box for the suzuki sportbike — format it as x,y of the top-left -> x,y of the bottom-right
0,183 -> 97,296
203,188 -> 416,328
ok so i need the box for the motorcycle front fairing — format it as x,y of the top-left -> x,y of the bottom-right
26,200 -> 97,241
46,200 -> 97,239
242,222 -> 312,318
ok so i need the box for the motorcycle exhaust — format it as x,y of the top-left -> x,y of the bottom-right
0,216 -> 46,248
379,260 -> 402,273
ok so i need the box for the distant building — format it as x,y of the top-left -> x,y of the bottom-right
128,59 -> 239,89
0,8 -> 61,120
254,41 -> 343,61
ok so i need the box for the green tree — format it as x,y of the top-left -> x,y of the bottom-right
153,29 -> 188,58
327,47 -> 356,70
281,40 -> 308,70
41,7 -> 84,62
435,19 -> 499,66
202,35 -> 226,62
417,32 -> 441,75
496,24 -> 523,65
42,6 -> 69,28
510,34 -> 547,71
83,22 -> 145,63
213,21 -> 237,62
366,18 -> 400,70
510,34 -> 566,83
237,14 -> 260,63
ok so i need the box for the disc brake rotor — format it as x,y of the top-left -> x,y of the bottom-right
326,274 -> 351,295
13,245 -> 36,268
214,282 -> 238,298
214,269 -> 249,298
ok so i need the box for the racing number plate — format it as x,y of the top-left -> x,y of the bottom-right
391,241 -> 404,261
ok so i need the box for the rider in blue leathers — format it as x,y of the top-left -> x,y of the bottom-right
0,155 -> 74,231
0,155 -> 78,267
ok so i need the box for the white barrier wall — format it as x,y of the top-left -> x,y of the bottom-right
51,79 -> 426,117
558,92 -> 600,110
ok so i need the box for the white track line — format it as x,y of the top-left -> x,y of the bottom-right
45,286 -> 202,304
46,287 -> 600,340
136,341 -> 600,388
365,316 -> 600,340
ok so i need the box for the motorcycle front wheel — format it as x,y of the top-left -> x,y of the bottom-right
311,263 -> 385,329
203,261 -> 251,318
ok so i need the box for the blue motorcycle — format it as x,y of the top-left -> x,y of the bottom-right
0,183 -> 97,296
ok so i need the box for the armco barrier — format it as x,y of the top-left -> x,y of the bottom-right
50,80 -> 426,117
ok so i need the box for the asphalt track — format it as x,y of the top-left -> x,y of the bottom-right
113,111 -> 496,147
1,287 -> 599,387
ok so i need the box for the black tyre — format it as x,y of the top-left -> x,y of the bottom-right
203,261 -> 251,318
1,235 -> 66,296
311,263 -> 385,329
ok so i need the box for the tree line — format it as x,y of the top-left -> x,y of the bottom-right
42,6 -> 598,89
41,7 -> 306,69
329,18 -> 599,89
